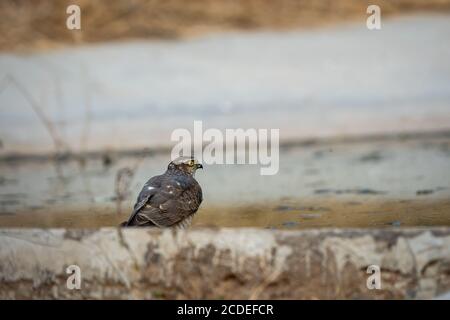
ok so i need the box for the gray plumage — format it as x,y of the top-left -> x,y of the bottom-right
122,157 -> 203,228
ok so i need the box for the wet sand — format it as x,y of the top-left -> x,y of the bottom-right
1,198 -> 449,230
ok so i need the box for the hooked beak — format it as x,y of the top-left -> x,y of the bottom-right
196,163 -> 203,169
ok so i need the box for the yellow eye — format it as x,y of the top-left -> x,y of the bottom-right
189,160 -> 194,166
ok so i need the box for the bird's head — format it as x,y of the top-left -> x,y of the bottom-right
168,156 -> 203,175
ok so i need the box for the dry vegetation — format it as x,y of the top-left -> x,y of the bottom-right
1,0 -> 450,52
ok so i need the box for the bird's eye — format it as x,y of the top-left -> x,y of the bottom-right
188,160 -> 194,166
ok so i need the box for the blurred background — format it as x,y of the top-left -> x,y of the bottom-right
0,0 -> 450,229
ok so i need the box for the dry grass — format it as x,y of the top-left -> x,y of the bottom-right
1,0 -> 450,52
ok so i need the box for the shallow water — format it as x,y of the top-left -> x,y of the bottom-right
1,15 -> 450,155
1,136 -> 449,229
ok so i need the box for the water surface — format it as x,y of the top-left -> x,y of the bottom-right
1,136 -> 449,229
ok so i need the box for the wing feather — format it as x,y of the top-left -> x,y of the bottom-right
126,174 -> 202,227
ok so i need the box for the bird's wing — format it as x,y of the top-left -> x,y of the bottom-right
124,175 -> 162,226
130,175 -> 202,227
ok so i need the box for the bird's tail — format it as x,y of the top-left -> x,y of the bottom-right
119,220 -> 129,227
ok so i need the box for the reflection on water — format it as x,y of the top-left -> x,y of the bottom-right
1,136 -> 450,229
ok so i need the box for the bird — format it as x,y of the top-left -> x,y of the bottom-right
121,156 -> 203,228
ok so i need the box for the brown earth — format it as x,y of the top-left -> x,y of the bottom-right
1,227 -> 449,299
2,0 -> 450,52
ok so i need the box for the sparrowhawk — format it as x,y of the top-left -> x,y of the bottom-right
121,156 -> 203,228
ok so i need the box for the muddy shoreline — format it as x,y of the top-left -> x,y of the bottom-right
1,198 -> 449,230
1,227 -> 449,299
1,132 -> 449,229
